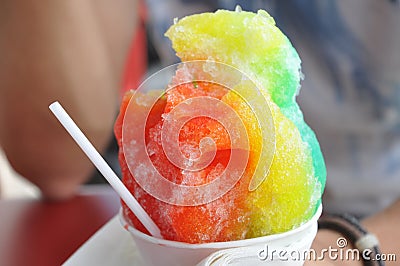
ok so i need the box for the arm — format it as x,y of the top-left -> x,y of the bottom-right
0,0 -> 138,200
362,199 -> 400,263
308,199 -> 400,265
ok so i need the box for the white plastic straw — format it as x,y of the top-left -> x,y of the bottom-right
49,101 -> 162,238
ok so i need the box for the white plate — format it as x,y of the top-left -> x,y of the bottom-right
63,216 -> 144,266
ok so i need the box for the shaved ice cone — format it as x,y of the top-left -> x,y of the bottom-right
115,8 -> 326,265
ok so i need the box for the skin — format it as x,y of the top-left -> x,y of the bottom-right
0,0 -> 138,200
306,199 -> 400,265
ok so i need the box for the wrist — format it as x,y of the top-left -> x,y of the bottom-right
310,229 -> 363,266
320,213 -> 383,266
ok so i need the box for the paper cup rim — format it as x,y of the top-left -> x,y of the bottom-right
119,204 -> 322,249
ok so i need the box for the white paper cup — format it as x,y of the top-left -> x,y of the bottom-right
120,204 -> 322,266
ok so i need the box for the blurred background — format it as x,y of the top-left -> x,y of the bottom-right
1,0 -> 399,217
0,148 -> 39,198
